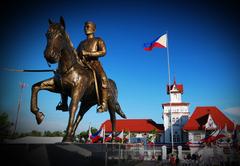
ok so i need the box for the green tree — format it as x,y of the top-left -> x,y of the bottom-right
91,127 -> 97,134
77,131 -> 88,142
52,131 -> 64,137
150,129 -> 157,134
30,130 -> 42,136
76,127 -> 98,143
0,112 -> 13,141
44,130 -> 52,137
43,130 -> 64,137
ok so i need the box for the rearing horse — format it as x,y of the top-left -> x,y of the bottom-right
30,17 -> 126,142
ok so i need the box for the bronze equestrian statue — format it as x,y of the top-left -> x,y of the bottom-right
30,17 -> 126,142
56,21 -> 108,113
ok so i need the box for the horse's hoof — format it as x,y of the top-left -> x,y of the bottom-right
36,112 -> 45,124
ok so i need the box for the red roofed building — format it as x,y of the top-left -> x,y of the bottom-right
100,119 -> 164,143
183,106 -> 238,154
97,78 -> 239,148
183,106 -> 235,131
101,119 -> 164,133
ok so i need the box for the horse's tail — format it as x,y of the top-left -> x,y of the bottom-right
115,102 -> 127,119
108,79 -> 127,119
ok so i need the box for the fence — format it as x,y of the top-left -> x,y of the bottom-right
106,143 -> 168,161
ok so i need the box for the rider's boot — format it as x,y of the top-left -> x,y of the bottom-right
97,80 -> 108,113
56,102 -> 68,112
56,94 -> 68,112
97,88 -> 108,113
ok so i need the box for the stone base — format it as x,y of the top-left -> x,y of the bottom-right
0,143 -> 144,166
0,144 -> 108,166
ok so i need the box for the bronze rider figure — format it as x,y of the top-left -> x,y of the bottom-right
56,21 -> 108,113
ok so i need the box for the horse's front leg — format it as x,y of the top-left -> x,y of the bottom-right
72,101 -> 95,137
31,77 -> 58,124
63,87 -> 85,143
108,99 -> 116,142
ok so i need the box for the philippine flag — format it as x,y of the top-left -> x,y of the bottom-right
105,133 -> 112,142
200,128 -> 225,143
144,33 -> 167,51
115,130 -> 124,142
91,128 -> 104,143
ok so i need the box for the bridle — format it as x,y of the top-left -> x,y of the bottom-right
47,28 -> 78,75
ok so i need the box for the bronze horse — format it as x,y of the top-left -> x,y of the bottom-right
30,17 -> 126,142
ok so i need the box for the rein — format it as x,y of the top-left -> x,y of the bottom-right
57,59 -> 77,76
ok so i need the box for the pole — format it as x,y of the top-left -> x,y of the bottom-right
166,32 -> 174,153
88,122 -> 92,143
103,125 -> 105,143
13,82 -> 26,136
122,130 -> 124,144
3,68 -> 54,72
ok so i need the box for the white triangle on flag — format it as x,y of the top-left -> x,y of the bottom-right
155,34 -> 167,48
116,130 -> 123,139
100,128 -> 104,138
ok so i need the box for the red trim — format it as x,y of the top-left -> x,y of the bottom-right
162,103 -> 189,108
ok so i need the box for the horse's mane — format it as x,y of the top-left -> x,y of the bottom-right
65,33 -> 77,55
63,30 -> 85,67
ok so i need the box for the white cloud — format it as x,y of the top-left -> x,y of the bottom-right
223,107 -> 240,123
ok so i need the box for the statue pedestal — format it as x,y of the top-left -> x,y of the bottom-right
0,143 -> 108,166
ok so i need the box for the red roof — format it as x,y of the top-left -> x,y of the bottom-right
167,79 -> 183,94
100,119 -> 164,133
183,106 -> 235,131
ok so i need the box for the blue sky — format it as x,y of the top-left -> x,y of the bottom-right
0,0 -> 239,133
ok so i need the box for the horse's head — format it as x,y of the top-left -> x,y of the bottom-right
44,16 -> 67,64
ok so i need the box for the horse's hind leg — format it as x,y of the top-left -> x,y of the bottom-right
31,77 -> 57,124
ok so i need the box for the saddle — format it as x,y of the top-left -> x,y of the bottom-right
78,57 -> 101,105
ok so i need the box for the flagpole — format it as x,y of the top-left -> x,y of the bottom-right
122,130 -> 124,144
88,122 -> 92,143
166,32 -> 174,153
13,82 -> 26,136
103,125 -> 105,143
129,131 -> 131,144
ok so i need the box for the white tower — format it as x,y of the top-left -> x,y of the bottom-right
162,78 -> 190,143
